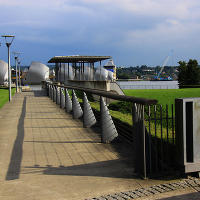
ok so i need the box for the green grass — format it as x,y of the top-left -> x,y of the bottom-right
0,88 -> 15,108
123,88 -> 200,107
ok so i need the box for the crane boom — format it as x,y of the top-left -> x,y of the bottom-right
157,56 -> 170,78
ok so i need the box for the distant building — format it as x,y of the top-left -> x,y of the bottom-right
23,62 -> 49,84
0,60 -> 8,85
104,59 -> 116,81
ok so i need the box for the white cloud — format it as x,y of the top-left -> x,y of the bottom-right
1,0 -> 200,65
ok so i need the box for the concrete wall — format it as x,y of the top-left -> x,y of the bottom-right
66,80 -> 111,91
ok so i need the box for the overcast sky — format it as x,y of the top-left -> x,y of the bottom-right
0,0 -> 200,66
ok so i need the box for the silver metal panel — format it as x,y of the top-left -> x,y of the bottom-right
0,60 -> 8,84
24,62 -> 49,84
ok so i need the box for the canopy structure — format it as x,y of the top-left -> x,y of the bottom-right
48,55 -> 112,82
48,56 -> 111,63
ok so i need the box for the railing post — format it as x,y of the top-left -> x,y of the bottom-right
133,103 -> 147,179
83,92 -> 96,128
65,88 -> 72,113
72,89 -> 83,119
100,96 -> 118,143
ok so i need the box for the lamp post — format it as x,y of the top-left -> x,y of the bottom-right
18,59 -> 21,92
13,52 -> 21,93
2,35 -> 15,101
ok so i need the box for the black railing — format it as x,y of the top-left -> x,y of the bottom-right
46,82 -> 178,178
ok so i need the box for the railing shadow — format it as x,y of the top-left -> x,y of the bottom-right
24,158 -> 135,179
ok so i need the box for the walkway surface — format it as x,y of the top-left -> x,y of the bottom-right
0,89 -> 199,200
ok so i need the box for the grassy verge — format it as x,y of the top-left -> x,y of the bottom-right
0,88 -> 16,109
123,88 -> 200,107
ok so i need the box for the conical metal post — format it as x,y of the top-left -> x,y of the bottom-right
72,89 -> 83,119
53,86 -> 56,102
59,87 -> 62,108
50,85 -> 53,100
100,96 -> 118,143
61,88 -> 65,109
48,84 -> 50,97
56,87 -> 60,105
83,92 -> 96,128
65,88 -> 72,113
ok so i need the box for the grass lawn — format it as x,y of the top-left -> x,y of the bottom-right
0,88 -> 15,109
123,88 -> 200,107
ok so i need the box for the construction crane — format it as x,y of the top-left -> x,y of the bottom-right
153,55 -> 172,81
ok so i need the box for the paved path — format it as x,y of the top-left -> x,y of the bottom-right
0,90 -> 199,200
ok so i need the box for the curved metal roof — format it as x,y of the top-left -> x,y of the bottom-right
48,56 -> 112,63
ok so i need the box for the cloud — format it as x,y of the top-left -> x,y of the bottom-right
0,0 -> 200,65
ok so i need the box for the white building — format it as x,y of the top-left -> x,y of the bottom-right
24,62 -> 49,84
0,60 -> 8,85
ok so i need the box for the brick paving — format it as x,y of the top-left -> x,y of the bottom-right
0,90 -> 199,200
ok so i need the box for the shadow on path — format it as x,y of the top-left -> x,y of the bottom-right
24,159 -> 134,179
6,97 -> 26,180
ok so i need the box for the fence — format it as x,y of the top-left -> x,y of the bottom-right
46,82 -> 179,178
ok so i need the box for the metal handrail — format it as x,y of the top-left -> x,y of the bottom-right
47,83 -> 158,105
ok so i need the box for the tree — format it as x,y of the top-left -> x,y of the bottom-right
178,59 -> 200,86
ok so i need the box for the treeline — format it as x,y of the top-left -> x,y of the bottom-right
116,65 -> 178,79
178,59 -> 200,87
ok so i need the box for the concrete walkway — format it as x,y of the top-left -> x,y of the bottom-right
0,90 -> 199,200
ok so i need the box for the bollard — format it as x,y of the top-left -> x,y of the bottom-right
65,89 -> 72,113
72,89 -> 83,119
83,92 -> 96,128
100,96 -> 118,143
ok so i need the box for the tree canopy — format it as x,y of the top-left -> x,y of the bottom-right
178,59 -> 200,86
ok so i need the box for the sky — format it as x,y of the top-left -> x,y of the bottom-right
0,0 -> 200,67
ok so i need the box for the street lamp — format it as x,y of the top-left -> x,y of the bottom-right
18,58 -> 21,92
13,52 -> 21,93
2,35 -> 15,101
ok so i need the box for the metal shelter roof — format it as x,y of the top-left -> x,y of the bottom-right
48,56 -> 112,63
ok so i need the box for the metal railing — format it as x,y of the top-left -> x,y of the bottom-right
45,82 -> 179,178
144,104 -> 176,176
